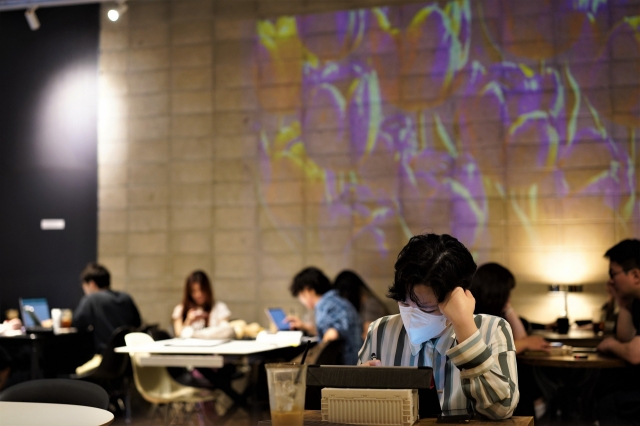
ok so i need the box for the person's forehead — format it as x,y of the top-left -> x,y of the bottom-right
410,284 -> 438,304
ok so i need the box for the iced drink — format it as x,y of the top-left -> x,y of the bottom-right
265,363 -> 306,426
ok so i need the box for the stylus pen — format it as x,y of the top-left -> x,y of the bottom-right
370,353 -> 377,361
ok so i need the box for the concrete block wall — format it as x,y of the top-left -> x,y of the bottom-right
98,0 -> 638,328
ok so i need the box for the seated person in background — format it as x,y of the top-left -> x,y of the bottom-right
0,318 -> 26,390
0,318 -> 22,335
595,239 -> 640,426
597,239 -> 640,363
359,234 -> 519,420
169,270 -> 237,402
73,263 -> 141,354
0,346 -> 11,391
334,270 -> 389,339
285,267 -> 362,365
470,263 -> 550,354
172,270 -> 233,339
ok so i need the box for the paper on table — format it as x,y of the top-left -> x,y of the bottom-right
164,338 -> 229,347
256,330 -> 303,346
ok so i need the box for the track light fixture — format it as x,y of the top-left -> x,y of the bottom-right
25,7 -> 40,31
107,1 -> 127,22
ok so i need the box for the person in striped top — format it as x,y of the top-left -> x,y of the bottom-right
358,233 -> 519,419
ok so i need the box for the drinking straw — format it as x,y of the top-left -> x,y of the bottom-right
294,340 -> 311,385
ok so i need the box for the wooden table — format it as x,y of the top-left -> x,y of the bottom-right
258,410 -> 534,425
517,352 -> 626,368
0,401 -> 114,426
530,330 -> 604,347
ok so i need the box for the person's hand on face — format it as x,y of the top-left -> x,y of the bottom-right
605,281 -> 615,303
607,281 -> 633,310
437,287 -> 475,326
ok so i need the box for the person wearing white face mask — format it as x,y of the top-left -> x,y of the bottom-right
358,233 -> 519,420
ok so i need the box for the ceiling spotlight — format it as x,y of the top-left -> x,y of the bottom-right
107,2 -> 127,22
25,7 -> 40,31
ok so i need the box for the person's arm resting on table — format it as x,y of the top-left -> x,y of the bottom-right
503,306 -> 550,353
441,288 -> 519,420
598,335 -> 640,364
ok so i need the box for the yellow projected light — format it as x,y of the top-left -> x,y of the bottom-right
252,1 -> 640,268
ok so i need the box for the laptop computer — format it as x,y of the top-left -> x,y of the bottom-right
265,307 -> 290,331
19,297 -> 52,331
306,365 -> 442,418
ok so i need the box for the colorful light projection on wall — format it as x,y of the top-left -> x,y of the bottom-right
255,0 -> 640,278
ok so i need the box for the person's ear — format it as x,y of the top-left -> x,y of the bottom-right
629,268 -> 640,285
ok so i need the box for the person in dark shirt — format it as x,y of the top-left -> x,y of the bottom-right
73,263 -> 141,354
595,240 -> 640,425
597,240 -> 640,362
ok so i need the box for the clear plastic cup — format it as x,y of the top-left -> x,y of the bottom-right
51,309 -> 62,332
60,309 -> 73,328
265,363 -> 306,426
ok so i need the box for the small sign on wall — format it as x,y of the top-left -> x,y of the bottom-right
40,219 -> 65,230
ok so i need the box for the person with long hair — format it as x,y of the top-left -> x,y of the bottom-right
170,271 -> 242,405
334,270 -> 389,339
469,263 -> 549,354
172,270 -> 231,338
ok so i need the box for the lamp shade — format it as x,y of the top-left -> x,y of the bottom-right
548,285 -> 583,293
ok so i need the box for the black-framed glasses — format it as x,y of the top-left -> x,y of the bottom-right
609,269 -> 624,279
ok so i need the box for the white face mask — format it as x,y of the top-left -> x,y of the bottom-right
398,303 -> 448,345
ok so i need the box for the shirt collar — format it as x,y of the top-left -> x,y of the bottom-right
434,325 -> 456,356
314,289 -> 336,312
407,324 -> 455,356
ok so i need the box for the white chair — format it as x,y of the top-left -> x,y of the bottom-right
124,332 -> 216,425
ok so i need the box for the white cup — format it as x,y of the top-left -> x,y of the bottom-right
51,308 -> 62,332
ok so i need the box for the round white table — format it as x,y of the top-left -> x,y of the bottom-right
0,401 -> 114,426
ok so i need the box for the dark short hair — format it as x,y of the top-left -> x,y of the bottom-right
80,263 -> 110,289
387,234 -> 477,304
605,239 -> 640,271
469,263 -> 515,317
290,267 -> 331,297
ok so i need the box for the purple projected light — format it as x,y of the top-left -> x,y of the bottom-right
255,0 -> 640,262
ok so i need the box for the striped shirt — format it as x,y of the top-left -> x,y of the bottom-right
357,313 -> 519,419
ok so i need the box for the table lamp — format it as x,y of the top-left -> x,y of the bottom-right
548,285 -> 583,333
